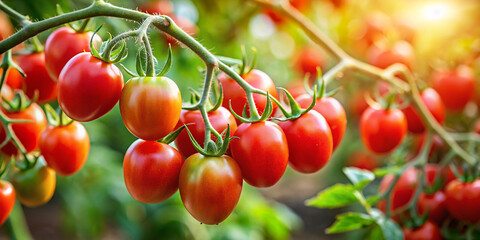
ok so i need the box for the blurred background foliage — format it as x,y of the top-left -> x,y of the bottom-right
1,0 -> 480,239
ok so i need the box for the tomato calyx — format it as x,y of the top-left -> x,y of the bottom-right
159,124 -> 191,145
449,163 -> 479,183
12,153 -> 40,172
183,80 -> 224,112
185,124 -> 236,157
1,91 -> 36,113
89,25 -> 128,64
44,104 -> 73,127
238,46 -> 257,76
273,85 -> 317,121
120,45 -> 173,78
229,91 -> 274,123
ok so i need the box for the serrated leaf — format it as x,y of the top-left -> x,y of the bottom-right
343,167 -> 375,189
305,184 -> 358,208
374,166 -> 402,177
326,212 -> 374,234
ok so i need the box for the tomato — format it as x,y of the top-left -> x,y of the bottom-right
403,221 -> 442,240
294,46 -> 325,77
120,76 -> 181,141
174,107 -> 237,158
179,153 -> 242,224
417,191 -> 448,224
445,178 -> 480,222
10,158 -> 56,207
16,52 -> 57,103
360,107 -> 407,154
2,67 -> 23,90
219,69 -> 278,119
45,27 -> 102,81
39,122 -> 90,176
403,88 -> 445,133
432,65 -> 475,111
296,94 -> 346,150
264,0 -> 310,24
366,40 -> 414,70
285,80 -> 308,99
278,111 -> 332,173
0,180 -> 15,225
349,12 -> 389,56
346,151 -> 378,171
123,140 -> 183,203
0,103 -> 47,156
58,52 -> 123,122
378,167 -> 418,214
231,121 -> 288,187
138,0 -> 174,16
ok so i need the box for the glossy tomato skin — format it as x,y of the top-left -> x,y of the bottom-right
219,69 -> 278,119
11,158 -> 56,207
278,111 -> 332,173
0,103 -> 47,156
360,107 -> 407,154
445,179 -> 480,222
403,221 -> 442,240
45,27 -> 101,81
432,66 -> 475,111
58,52 -> 123,122
417,191 -> 448,224
294,46 -> 325,76
120,76 -> 181,141
346,151 -> 378,171
39,122 -> 90,176
174,107 -> 237,158
16,52 -> 57,103
366,40 -> 414,70
378,167 -> 418,214
403,88 -> 445,133
231,121 -> 288,187
3,67 -> 23,90
179,153 -> 242,225
124,140 -> 183,203
296,94 -> 347,150
0,180 -> 15,225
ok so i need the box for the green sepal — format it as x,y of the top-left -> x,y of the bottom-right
1,50 -> 25,78
136,48 -> 146,77
89,25 -> 128,64
90,24 -> 103,60
1,91 -> 36,113
160,124 -> 191,144
271,85 -> 317,122
184,124 -> 235,157
157,44 -> 172,77
119,64 -> 139,77
44,104 -> 73,127
207,81 -> 224,112
229,91 -> 273,123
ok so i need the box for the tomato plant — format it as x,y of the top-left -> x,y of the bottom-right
432,65 -> 475,111
403,88 -> 445,133
445,179 -> 480,223
16,52 -> 57,103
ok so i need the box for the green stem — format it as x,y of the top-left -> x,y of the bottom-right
29,36 -> 44,52
76,18 -> 91,33
142,35 -> 155,76
0,2 -> 30,26
5,202 -> 33,240
102,31 -> 137,60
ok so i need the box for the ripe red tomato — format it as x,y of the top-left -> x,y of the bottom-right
378,167 -> 418,214
16,52 -> 57,103
120,76 -> 182,141
179,153 -> 242,224
0,103 -> 47,156
174,107 -> 237,158
124,140 -> 183,203
296,94 -> 346,150
39,122 -> 90,176
360,107 -> 407,154
294,46 -> 325,77
2,67 -> 23,90
445,178 -> 480,222
432,65 -> 475,111
44,27 -> 102,81
0,180 -> 15,225
231,121 -> 288,187
417,191 -> 448,224
403,88 -> 445,133
219,69 -> 278,119
403,221 -> 442,240
346,151 -> 378,171
138,0 -> 174,16
10,158 -> 56,207
58,52 -> 123,122
278,111 -> 332,173
366,40 -> 414,70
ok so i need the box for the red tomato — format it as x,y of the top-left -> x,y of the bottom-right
58,52 -> 123,122
346,151 -> 378,171
278,111 -> 332,173
39,122 -> 90,176
120,76 -> 182,141
442,167 -> 461,187
403,221 -> 442,240
360,107 -> 407,154
0,180 -> 15,225
294,46 -> 325,77
378,167 -> 418,214
432,65 -> 475,111
44,27 -> 102,81
0,103 -> 47,156
179,153 -> 242,224
445,179 -> 480,222
174,107 -> 237,158
403,88 -> 445,133
16,52 -> 57,103
124,140 -> 183,203
219,69 -> 278,119
296,94 -> 347,150
366,40 -> 414,70
138,0 -> 174,16
2,67 -> 23,90
231,121 -> 288,187
417,191 -> 448,224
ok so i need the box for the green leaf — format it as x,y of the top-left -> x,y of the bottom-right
374,166 -> 402,177
370,209 -> 404,240
326,212 -> 374,234
366,195 -> 381,206
305,184 -> 358,208
343,167 -> 375,189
